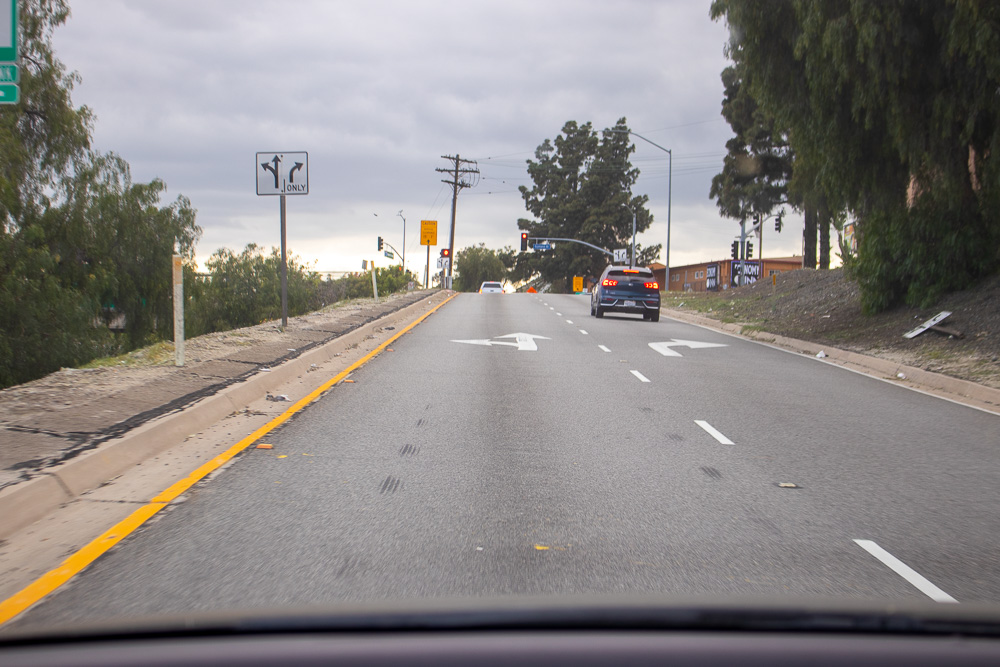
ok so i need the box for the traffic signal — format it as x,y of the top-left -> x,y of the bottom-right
377,236 -> 384,251
775,213 -> 783,233
441,248 -> 450,258
731,241 -> 738,259
520,232 -> 528,251
746,241 -> 754,258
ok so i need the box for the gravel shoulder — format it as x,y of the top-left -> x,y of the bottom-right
663,268 -> 1000,390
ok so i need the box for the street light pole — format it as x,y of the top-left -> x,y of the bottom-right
621,203 -> 636,268
610,129 -> 672,287
397,210 -> 406,277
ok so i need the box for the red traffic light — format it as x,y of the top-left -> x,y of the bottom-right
441,248 -> 451,258
520,232 -> 528,251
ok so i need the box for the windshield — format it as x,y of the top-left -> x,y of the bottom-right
2,0 -> 999,640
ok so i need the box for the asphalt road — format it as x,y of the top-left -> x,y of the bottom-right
12,293 -> 1000,629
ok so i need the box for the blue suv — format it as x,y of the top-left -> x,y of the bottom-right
590,265 -> 661,321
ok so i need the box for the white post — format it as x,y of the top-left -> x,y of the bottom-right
172,255 -> 184,366
371,262 -> 379,302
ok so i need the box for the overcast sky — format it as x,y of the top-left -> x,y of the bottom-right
51,0 -> 805,277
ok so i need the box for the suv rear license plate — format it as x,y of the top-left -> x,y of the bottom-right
624,299 -> 636,307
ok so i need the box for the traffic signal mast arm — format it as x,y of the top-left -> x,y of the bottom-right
383,240 -> 401,258
520,236 -> 614,257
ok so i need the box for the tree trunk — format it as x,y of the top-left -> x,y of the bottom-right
803,205 -> 817,269
819,205 -> 830,269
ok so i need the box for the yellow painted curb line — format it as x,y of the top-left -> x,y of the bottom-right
0,292 -> 459,626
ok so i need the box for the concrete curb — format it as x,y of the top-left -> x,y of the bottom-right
0,294 -> 446,540
661,308 -> 1000,414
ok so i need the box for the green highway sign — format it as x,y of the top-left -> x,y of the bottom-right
0,63 -> 16,83
0,0 -> 16,63
0,83 -> 18,103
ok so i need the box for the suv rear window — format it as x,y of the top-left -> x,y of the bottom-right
482,282 -> 502,288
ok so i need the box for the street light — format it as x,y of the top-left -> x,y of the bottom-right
396,210 -> 406,277
610,129 -> 672,287
621,202 -> 636,268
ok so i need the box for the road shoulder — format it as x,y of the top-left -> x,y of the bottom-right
661,307 -> 1000,415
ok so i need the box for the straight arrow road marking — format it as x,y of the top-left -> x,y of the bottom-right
853,539 -> 957,603
649,339 -> 728,357
695,420 -> 734,445
452,332 -> 550,351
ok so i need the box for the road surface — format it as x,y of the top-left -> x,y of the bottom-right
11,293 -> 1000,629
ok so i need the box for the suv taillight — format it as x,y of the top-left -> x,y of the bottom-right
602,278 -> 617,287
644,282 -> 658,289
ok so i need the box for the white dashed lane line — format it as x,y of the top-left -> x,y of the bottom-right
630,370 -> 651,383
598,345 -> 610,352
853,539 -> 958,603
579,330 -> 588,335
565,320 -> 573,324
694,420 -> 734,445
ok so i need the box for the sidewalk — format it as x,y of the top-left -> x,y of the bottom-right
0,291 -> 438,491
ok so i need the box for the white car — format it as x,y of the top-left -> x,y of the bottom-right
478,281 -> 504,294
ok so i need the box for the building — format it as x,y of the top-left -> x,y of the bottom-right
651,257 -> 804,292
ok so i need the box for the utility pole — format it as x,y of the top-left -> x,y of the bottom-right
436,154 -> 479,286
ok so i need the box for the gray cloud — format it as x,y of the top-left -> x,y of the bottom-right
51,0 -> 802,273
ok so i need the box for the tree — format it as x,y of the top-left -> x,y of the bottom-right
0,1 -> 205,386
453,244 -> 507,292
75,154 -> 200,347
0,0 -> 103,387
514,118 -> 661,292
712,0 -> 1000,310
710,43 -> 839,269
710,64 -> 792,222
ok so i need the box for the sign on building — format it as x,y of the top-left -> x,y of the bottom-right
730,260 -> 760,287
706,264 -> 719,291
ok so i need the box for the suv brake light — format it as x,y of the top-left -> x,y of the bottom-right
602,278 -> 617,287
644,281 -> 659,289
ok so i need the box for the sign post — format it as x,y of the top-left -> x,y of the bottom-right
420,220 -> 437,289
256,151 -> 309,328
172,255 -> 184,366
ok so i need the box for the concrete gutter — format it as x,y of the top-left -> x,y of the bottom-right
662,307 -> 1000,415
0,294 -> 448,540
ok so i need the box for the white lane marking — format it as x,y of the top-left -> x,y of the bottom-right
556,312 -> 562,316
853,539 -> 958,603
548,306 -> 553,310
630,370 -> 651,383
565,319 -> 574,324
579,330 -> 588,335
694,420 -> 734,445
649,339 -> 728,357
598,345 -> 611,352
